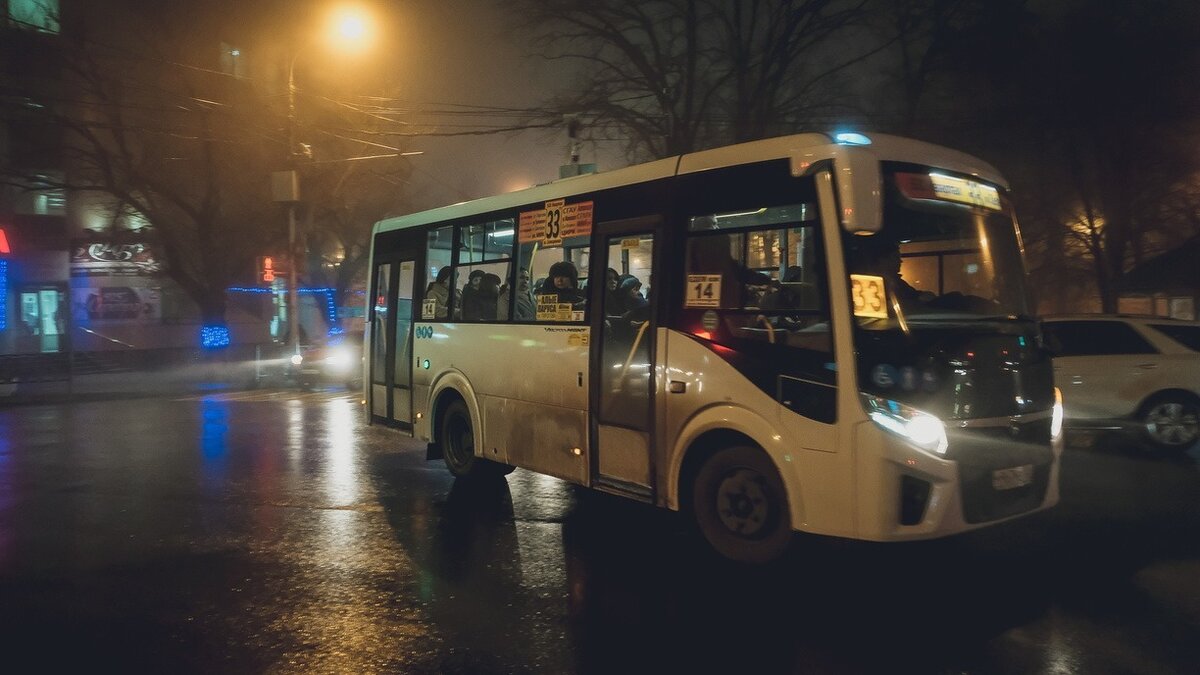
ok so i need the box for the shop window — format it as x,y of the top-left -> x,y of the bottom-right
7,0 -> 59,33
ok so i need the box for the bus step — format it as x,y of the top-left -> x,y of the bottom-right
594,476 -> 653,503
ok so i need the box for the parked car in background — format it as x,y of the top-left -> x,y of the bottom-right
290,331 -> 364,391
1041,315 -> 1200,452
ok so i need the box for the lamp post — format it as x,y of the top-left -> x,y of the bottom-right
277,5 -> 376,356
285,51 -> 303,357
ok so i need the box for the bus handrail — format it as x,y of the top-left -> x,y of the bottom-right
756,315 -> 776,344
620,320 -> 651,381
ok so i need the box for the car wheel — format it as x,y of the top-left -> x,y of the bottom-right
1140,393 -> 1200,452
691,445 -> 792,564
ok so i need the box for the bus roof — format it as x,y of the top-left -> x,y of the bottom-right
374,132 -> 1007,234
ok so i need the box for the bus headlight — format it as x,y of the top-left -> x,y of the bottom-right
863,395 -> 948,456
1051,387 -> 1064,440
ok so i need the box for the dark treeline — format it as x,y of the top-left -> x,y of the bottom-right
514,0 -> 1200,312
4,0 -> 1199,320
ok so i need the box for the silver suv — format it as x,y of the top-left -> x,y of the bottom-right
1041,315 -> 1200,452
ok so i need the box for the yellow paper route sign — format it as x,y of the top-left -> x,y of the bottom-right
520,199 -> 594,246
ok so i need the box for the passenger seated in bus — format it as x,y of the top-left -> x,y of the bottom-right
480,273 -> 502,320
461,272 -> 500,321
604,268 -> 621,307
425,267 -> 451,320
615,276 -> 648,316
541,261 -> 587,307
499,267 -> 537,320
460,269 -> 489,320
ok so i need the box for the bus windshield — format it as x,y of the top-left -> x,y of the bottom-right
845,168 -> 1030,324
845,167 -> 1047,418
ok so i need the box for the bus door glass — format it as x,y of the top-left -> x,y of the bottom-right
370,263 -> 393,419
391,260 -> 416,424
371,256 -> 420,426
592,222 -> 658,493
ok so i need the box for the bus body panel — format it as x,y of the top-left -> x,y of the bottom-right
416,322 -> 591,484
850,422 -> 1062,541
662,330 -> 837,534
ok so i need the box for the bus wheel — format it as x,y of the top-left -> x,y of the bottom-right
441,400 -> 480,477
692,446 -> 792,564
440,399 -> 514,477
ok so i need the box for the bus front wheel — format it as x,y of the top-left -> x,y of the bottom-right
440,399 -> 514,478
692,446 -> 792,564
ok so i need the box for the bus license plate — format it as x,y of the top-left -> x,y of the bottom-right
992,464 -> 1034,490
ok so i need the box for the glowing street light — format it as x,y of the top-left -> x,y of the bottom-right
332,8 -> 371,44
279,5 -> 377,356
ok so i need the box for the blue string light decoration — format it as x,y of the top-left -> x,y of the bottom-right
227,286 -> 341,336
200,325 -> 231,349
0,260 -> 7,331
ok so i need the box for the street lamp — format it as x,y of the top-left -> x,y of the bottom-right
278,5 -> 375,356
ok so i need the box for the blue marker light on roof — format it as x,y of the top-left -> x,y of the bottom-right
834,132 -> 872,146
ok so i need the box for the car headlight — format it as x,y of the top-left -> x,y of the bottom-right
863,394 -> 948,456
1051,387 -> 1064,440
325,347 -> 354,371
290,353 -> 303,367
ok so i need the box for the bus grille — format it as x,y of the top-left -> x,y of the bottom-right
946,419 -> 1053,524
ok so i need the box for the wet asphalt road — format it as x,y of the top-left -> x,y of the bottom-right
0,389 -> 1198,674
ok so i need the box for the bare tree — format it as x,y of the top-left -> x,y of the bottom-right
511,0 -> 877,160
876,0 -> 1200,312
1,3 -> 283,325
0,1 -> 427,330
866,0 -> 992,134
297,109 -> 416,327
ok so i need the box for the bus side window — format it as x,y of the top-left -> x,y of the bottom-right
453,263 -> 510,321
445,218 -> 515,322
422,226 -> 454,320
519,236 -> 590,323
684,206 -> 830,354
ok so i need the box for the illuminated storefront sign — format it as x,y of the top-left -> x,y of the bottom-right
70,241 -> 160,276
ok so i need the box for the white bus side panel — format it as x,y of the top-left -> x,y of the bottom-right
661,331 -> 855,538
413,323 -> 591,484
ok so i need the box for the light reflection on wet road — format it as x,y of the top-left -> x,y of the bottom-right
0,392 -> 1197,674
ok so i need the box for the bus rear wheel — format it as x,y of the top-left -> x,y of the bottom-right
440,399 -> 514,478
692,446 -> 792,564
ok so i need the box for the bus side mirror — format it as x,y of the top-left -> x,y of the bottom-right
832,146 -> 882,233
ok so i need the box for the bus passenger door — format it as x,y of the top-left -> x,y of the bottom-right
369,244 -> 422,430
590,218 -> 660,500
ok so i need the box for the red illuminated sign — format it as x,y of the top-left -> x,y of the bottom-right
0,228 -> 10,254
257,256 -> 280,284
